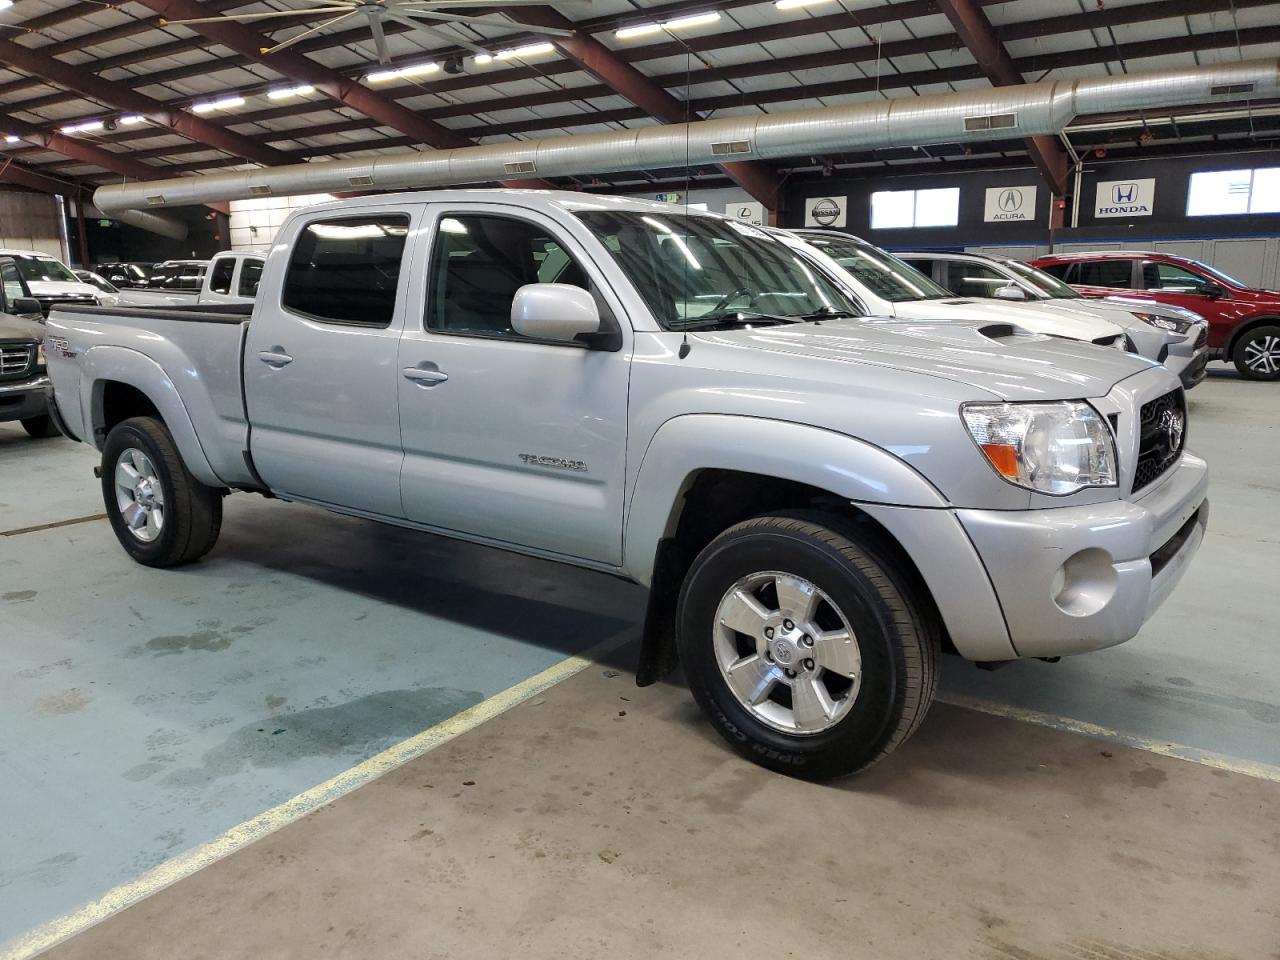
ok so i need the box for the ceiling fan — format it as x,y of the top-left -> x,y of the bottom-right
162,0 -> 579,63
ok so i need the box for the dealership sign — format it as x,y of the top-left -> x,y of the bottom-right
983,185 -> 1037,222
804,196 -> 847,228
1094,178 -> 1156,218
728,201 -> 766,226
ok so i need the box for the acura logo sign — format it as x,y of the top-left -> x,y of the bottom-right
998,188 -> 1023,212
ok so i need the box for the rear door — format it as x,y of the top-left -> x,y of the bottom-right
1069,258 -> 1137,298
244,205 -> 422,517
396,203 -> 631,564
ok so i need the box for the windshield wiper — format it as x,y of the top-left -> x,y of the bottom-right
794,307 -> 860,322
672,310 -> 801,331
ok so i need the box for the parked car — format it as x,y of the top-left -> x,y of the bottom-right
74,270 -> 122,306
97,262 -> 154,289
1031,251 -> 1280,381
44,191 -> 1207,778
0,260 -> 56,438
145,259 -> 208,291
785,230 -> 1133,350
119,252 -> 263,307
900,251 -> 1209,389
0,248 -> 101,316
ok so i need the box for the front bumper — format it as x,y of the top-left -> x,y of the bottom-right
957,453 -> 1209,658
0,374 -> 50,422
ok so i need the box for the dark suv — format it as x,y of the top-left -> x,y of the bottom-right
1032,251 -> 1280,381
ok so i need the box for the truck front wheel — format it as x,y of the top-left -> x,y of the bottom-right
676,515 -> 939,779
101,416 -> 223,567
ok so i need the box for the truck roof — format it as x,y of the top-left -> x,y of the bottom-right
297,188 -> 729,219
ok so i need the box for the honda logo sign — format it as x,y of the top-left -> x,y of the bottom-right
1095,178 -> 1155,218
983,184 -> 1037,222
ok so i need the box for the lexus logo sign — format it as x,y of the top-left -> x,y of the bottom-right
804,195 -> 847,228
983,185 -> 1037,222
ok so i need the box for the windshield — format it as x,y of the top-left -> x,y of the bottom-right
14,255 -> 79,284
574,211 -> 862,330
796,235 -> 951,301
1001,258 -> 1080,298
80,272 -> 118,294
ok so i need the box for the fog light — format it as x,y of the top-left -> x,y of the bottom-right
1052,548 -> 1118,617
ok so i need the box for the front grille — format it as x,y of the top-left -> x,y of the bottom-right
0,343 -> 34,380
36,294 -> 96,317
1133,388 -> 1186,493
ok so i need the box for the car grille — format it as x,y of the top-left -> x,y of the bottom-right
1133,388 -> 1186,493
36,294 -> 96,316
0,343 -> 35,380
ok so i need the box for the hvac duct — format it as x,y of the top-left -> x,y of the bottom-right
96,58 -> 1280,232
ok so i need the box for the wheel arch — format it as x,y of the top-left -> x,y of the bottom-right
1223,315 -> 1280,359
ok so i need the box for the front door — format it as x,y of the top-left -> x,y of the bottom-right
244,206 -> 421,517
397,205 -> 631,565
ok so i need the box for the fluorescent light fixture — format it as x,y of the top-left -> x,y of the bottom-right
0,1 -> 12,10
776,0 -> 834,8
473,53 -> 493,65
267,84 -> 315,100
616,10 -> 720,39
494,42 -> 555,60
3,135 -> 18,143
366,61 -> 439,83
191,101 -> 215,113
121,114 -> 146,125
192,95 -> 245,113
60,119 -> 104,134
615,22 -> 663,39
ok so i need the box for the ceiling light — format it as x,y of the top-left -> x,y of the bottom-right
494,42 -> 555,61
60,120 -> 104,134
615,11 -> 720,39
192,95 -> 245,113
776,0 -> 835,8
121,114 -> 146,125
3,135 -> 18,144
366,61 -> 439,83
473,53 -> 493,65
268,84 -> 315,100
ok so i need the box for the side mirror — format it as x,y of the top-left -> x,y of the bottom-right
1199,282 -> 1225,299
995,283 -> 1029,301
13,296 -> 44,317
511,283 -> 602,344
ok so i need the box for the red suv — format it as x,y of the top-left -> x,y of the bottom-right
1031,251 -> 1280,381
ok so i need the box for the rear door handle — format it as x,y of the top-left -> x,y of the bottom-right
402,366 -> 448,386
258,349 -> 293,367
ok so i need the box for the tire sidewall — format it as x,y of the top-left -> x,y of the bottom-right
1233,324 -> 1280,381
677,526 -> 905,777
101,420 -> 183,565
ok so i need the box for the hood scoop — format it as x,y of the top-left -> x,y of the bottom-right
977,322 -> 1037,342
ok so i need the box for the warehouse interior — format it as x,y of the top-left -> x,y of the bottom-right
2,0 -> 1279,957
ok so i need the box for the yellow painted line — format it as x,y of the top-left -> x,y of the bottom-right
0,632 -> 632,960
940,693 -> 1280,785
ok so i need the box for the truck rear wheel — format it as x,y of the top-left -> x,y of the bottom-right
101,416 -> 223,567
676,514 -> 939,779
1232,324 -> 1280,381
21,415 -> 58,439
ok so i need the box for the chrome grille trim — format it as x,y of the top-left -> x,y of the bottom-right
0,343 -> 35,380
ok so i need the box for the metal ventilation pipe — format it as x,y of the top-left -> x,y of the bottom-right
97,58 -> 1280,235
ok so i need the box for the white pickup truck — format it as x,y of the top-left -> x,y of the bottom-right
44,190 -> 1208,778
116,251 -> 264,307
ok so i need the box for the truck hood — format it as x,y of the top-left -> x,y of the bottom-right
889,298 -> 1125,342
25,280 -> 101,299
694,317 -> 1155,401
0,312 -> 44,341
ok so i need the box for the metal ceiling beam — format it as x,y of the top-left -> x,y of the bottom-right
0,36 -> 291,168
507,5 -> 785,210
935,0 -> 1070,196
130,0 -> 554,189
0,158 -> 84,196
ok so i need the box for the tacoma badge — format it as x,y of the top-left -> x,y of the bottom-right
518,453 -> 588,472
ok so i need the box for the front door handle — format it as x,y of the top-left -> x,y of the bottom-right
258,349 -> 293,367
402,366 -> 448,386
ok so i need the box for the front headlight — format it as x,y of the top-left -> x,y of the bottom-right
1133,312 -> 1193,335
962,401 -> 1118,495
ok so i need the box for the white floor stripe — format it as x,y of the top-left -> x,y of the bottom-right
0,632 -> 632,960
940,693 -> 1280,784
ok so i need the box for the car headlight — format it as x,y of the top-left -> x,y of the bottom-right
1133,312 -> 1193,334
962,401 -> 1118,495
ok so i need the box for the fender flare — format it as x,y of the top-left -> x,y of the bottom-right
622,414 -> 949,587
81,345 -> 222,487
1223,315 -> 1280,359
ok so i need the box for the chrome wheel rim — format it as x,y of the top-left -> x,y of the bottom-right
1244,334 -> 1280,375
114,447 -> 165,543
713,571 -> 862,736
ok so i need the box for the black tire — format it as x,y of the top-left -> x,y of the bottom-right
676,514 -> 939,779
21,415 -> 58,439
101,416 -> 223,567
1232,324 -> 1280,381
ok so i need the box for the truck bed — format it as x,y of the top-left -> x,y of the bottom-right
55,302 -> 253,323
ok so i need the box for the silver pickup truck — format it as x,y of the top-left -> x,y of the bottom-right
45,190 -> 1208,778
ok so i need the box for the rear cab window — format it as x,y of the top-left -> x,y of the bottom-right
238,259 -> 264,298
282,215 -> 411,327
208,257 -> 235,295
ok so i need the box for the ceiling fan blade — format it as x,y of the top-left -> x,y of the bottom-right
260,10 -> 356,54
397,8 -> 573,36
161,7 -> 352,26
381,10 -> 486,54
366,11 -> 392,64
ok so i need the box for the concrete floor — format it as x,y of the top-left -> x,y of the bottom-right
2,365 -> 1278,958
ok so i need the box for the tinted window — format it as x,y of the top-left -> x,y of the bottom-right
1038,262 -> 1072,280
283,215 -> 409,327
1142,261 -> 1212,293
426,215 -> 588,338
208,257 -> 234,294
238,259 -> 264,298
1075,260 -> 1133,288
944,261 -> 1022,298
2,261 -> 27,306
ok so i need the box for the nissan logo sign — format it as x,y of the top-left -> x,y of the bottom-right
810,198 -> 841,226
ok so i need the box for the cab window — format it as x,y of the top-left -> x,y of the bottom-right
282,215 -> 410,327
208,257 -> 235,295
238,259 -> 264,298
1,261 -> 24,306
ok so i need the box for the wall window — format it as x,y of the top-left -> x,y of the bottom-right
282,215 -> 409,327
1186,166 -> 1280,216
870,188 -> 959,229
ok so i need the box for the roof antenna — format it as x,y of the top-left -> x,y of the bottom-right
679,332 -> 691,359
